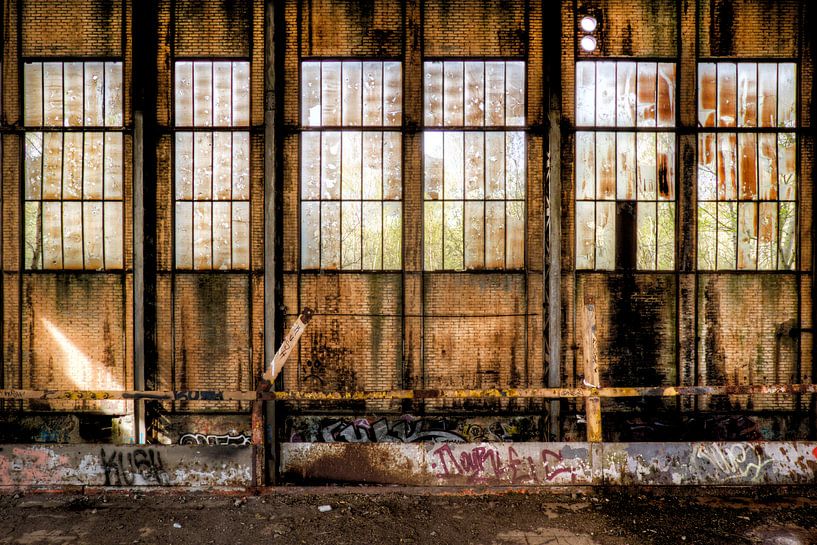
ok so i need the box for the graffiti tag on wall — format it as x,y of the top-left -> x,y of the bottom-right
694,443 -> 771,482
429,444 -> 579,485
179,433 -> 251,446
100,448 -> 169,486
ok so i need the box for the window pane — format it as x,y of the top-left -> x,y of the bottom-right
25,132 -> 43,200
717,201 -> 737,270
443,61 -> 464,126
302,62 -> 321,126
213,61 -> 233,127
465,132 -> 485,198
383,61 -> 402,126
636,133 -> 656,200
576,132 -> 595,200
698,63 -> 716,128
342,61 -> 362,126
716,63 -> 736,127
24,63 -> 44,126
424,61 -> 443,126
362,61 -> 383,125
424,201 -> 443,270
757,63 -> 777,128
779,201 -> 796,270
717,133 -> 737,200
42,202 -> 63,269
175,132 -> 194,200
213,132 -> 232,199
84,62 -> 105,126
505,61 -> 525,126
595,132 -> 615,200
104,132 -> 124,199
301,201 -> 320,269
24,202 -> 43,269
698,133 -> 717,200
361,132 -> 382,200
506,132 -> 525,200
104,62 -> 124,127
341,131 -> 362,199
321,131 -> 341,199
636,62 -> 657,127
63,62 -> 83,127
103,201 -> 123,269
175,202 -> 193,269
341,201 -> 362,269
193,62 -> 213,127
301,132 -> 321,200
443,132 -> 464,200
232,132 -> 250,200
778,63 -> 796,128
175,61 -> 194,127
657,202 -> 675,270
42,133 -> 63,199
321,201 -> 340,269
383,132 -> 402,200
595,61 -> 615,127
464,61 -> 485,126
698,201 -> 717,269
636,202 -> 657,270
737,63 -> 757,127
485,132 -> 505,199
506,200 -> 525,268
382,202 -> 401,269
43,62 -> 64,126
484,201 -> 503,269
596,201 -> 615,270
758,202 -> 778,270
737,202 -> 757,270
576,61 -> 595,126
62,202 -> 83,268
616,62 -> 636,127
616,132 -> 636,200
486,61 -> 505,126
738,133 -> 758,200
424,132 -> 443,199
83,202 -> 104,270
194,132 -> 213,200
321,62 -> 342,126
657,63 -> 675,127
212,201 -> 232,269
193,202 -> 212,269
758,133 -> 778,200
445,201 -> 466,269
232,202 -> 250,269
232,61 -> 251,127
464,201 -> 485,269
361,201 -> 382,270
62,133 -> 83,199
83,132 -> 104,199
657,133 -> 674,200
778,133 -> 796,200
575,201 -> 595,269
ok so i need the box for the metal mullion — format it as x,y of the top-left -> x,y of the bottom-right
318,133 -> 323,269
102,61 -> 107,128
614,61 -> 619,129
60,62 -> 66,270
482,61 -> 486,128
339,128 -> 344,270
441,130 -> 445,267
102,128 -> 107,268
654,133 -> 658,270
714,131 -> 720,270
462,127 -> 466,267
503,131 -> 508,268
230,132 -> 234,269
230,61 -> 234,128
381,131 -> 385,268
593,61 -> 597,129
734,132 -> 740,270
80,131 -> 86,270
482,130 -> 486,268
191,130 -> 196,270
776,133 -> 781,270
360,128 -> 363,270
40,62 -> 45,127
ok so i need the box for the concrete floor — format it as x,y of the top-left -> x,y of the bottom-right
1,488 -> 816,544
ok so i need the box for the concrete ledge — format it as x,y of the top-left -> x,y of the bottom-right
0,445 -> 252,488
281,442 -> 817,486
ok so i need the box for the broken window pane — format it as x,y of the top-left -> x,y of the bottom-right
465,132 -> 485,198
717,202 -> 737,269
485,131 -> 505,199
656,133 -> 674,200
424,201 -> 443,270
383,202 -> 401,269
302,62 -> 321,126
362,132 -> 382,200
24,202 -> 43,269
443,132 -> 464,200
779,202 -> 796,270
424,132 -> 443,199
636,202 -> 657,270
341,201 -> 362,269
25,132 -> 43,200
657,202 -> 675,270
506,132 -> 525,200
778,133 -> 796,200
698,201 -> 717,270
341,131 -> 362,199
698,133 -> 717,200
361,201 -> 382,270
445,202 -> 466,270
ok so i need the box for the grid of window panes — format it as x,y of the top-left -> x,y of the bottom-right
574,61 -> 677,271
23,61 -> 124,270
300,61 -> 402,270
697,62 -> 797,271
423,61 -> 526,270
174,61 -> 251,270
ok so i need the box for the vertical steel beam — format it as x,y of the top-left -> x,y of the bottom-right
544,0 -> 563,441
263,0 -> 285,485
582,297 -> 602,442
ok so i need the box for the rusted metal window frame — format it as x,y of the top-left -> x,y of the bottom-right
695,59 -> 800,272
573,57 -> 679,272
171,58 -> 253,272
297,58 -> 404,272
421,58 -> 528,272
21,57 -> 126,272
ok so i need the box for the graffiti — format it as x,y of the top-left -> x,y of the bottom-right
179,433 -> 251,446
58,391 -> 112,401
287,415 -> 540,443
694,443 -> 771,482
430,444 -> 575,485
100,448 -> 169,486
0,390 -> 24,399
174,390 -> 224,401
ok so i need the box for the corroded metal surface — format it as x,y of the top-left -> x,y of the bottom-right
3,384 -> 817,402
0,445 -> 252,488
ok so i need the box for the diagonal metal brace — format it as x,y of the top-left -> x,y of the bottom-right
262,307 -> 314,384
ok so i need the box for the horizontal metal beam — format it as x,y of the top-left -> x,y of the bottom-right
2,383 -> 817,402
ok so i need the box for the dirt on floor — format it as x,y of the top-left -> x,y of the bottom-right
1,488 -> 817,545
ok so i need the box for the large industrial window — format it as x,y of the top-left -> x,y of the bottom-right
423,61 -> 526,270
23,61 -> 124,270
574,61 -> 677,270
174,60 -> 251,270
300,61 -> 402,270
697,62 -> 797,270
